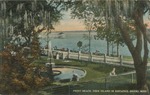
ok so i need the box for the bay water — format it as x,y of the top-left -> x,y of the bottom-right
39,31 -> 150,57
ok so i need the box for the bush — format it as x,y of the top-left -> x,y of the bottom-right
0,44 -> 51,94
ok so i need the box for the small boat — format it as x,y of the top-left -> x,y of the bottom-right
57,32 -> 65,39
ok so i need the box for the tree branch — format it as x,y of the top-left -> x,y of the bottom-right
114,17 -> 135,55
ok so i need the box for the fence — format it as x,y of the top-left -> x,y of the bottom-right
41,49 -> 132,66
105,71 -> 136,89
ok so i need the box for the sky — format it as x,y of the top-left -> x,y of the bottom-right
54,10 -> 150,32
54,11 -> 86,31
144,13 -> 150,28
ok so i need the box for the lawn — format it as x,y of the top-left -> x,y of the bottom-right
123,55 -> 150,62
31,56 -> 134,82
32,56 -> 141,95
54,59 -> 134,81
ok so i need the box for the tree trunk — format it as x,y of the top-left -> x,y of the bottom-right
111,42 -> 114,56
135,65 -> 147,90
116,42 -> 119,57
112,1 -> 149,94
0,26 -> 4,64
133,55 -> 149,95
132,5 -> 149,94
114,13 -> 149,94
132,54 -> 145,87
106,40 -> 110,56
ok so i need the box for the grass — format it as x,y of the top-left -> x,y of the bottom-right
32,56 -> 150,95
123,55 -> 150,61
32,57 -> 136,93
123,56 -> 133,61
55,59 -> 134,81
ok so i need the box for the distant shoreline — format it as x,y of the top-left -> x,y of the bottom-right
53,30 -> 96,33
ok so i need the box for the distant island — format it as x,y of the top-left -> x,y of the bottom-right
54,30 -> 95,33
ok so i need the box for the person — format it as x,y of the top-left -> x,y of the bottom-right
72,70 -> 79,81
109,68 -> 116,76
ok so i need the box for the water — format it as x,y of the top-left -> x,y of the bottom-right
53,67 -> 86,81
40,67 -> 86,81
39,31 -> 150,57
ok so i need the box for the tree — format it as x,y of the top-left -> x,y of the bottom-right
69,0 -> 136,56
69,0 -> 150,93
0,45 -> 50,94
77,41 -> 82,51
0,0 -> 64,47
0,0 -> 65,94
110,1 -> 149,93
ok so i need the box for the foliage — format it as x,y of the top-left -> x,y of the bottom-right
30,30 -> 41,59
68,0 -> 150,92
69,0 -> 136,46
0,0 -> 66,94
0,0 -> 64,48
30,37 -> 40,59
0,44 -> 51,94
77,41 -> 82,50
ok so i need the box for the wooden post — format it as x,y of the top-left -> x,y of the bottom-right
131,73 -> 134,83
68,49 -> 70,59
62,52 -> 65,60
104,54 -> 107,63
56,53 -> 59,59
78,51 -> 81,60
51,47 -> 54,51
120,55 -> 123,65
91,52 -> 93,62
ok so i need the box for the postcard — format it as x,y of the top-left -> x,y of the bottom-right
0,0 -> 150,95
